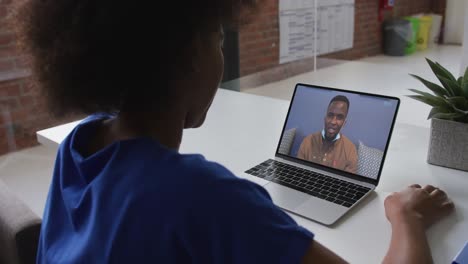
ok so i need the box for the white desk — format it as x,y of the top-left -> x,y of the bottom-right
37,88 -> 468,263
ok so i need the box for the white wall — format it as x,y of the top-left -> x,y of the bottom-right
461,0 -> 468,75
444,0 -> 465,44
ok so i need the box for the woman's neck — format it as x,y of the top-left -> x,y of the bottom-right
112,111 -> 185,150
84,110 -> 186,157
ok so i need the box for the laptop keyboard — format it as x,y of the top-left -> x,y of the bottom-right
245,159 -> 371,208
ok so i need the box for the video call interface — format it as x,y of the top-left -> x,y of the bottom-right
279,85 -> 399,180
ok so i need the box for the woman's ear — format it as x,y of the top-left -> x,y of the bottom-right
189,32 -> 204,73
171,32 -> 203,77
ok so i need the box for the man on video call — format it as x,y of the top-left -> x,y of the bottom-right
297,95 -> 358,173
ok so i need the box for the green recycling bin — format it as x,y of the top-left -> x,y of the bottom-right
404,16 -> 420,55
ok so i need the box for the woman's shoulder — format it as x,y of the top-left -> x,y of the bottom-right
127,152 -> 267,216
122,147 -> 250,195
162,153 -> 245,188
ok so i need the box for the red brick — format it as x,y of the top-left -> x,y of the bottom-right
0,32 -> 14,46
0,6 -> 7,19
0,144 -> 9,156
0,46 -> 18,59
15,136 -> 38,149
14,55 -> 30,69
19,95 -> 35,108
0,112 -> 9,126
0,124 -> 8,138
20,81 -> 39,95
0,97 -> 18,110
1,0 -> 13,6
0,58 -> 14,71
266,5 -> 277,13
0,81 -> 21,97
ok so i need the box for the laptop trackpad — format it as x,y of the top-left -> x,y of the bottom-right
264,182 -> 309,210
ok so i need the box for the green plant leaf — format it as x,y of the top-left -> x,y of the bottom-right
426,58 -> 457,82
446,96 -> 468,109
454,109 -> 468,115
407,94 -> 451,108
431,112 -> 465,121
408,88 -> 437,98
462,66 -> 468,99
445,97 -> 468,115
428,106 -> 452,119
408,89 -> 452,108
437,75 -> 462,96
437,62 -> 458,80
409,74 -> 448,97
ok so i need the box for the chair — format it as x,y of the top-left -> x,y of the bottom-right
356,141 -> 383,179
278,128 -> 297,155
0,180 -> 41,264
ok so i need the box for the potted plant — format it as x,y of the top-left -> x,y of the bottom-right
408,58 -> 468,171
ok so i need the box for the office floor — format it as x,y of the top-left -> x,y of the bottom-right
0,44 -> 463,217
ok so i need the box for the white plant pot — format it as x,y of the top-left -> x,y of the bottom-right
427,118 -> 468,171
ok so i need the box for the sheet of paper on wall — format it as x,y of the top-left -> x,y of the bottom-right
279,0 -> 316,64
279,0 -> 355,64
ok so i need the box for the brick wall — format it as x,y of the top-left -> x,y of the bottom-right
0,0 -> 23,71
0,75 -> 77,156
0,78 -> 52,155
432,0 -> 447,16
239,0 -> 279,77
0,0 -> 60,156
239,0 -> 443,77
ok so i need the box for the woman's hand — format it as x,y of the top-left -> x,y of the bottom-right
384,184 -> 455,229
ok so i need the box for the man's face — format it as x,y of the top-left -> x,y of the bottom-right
324,101 -> 348,141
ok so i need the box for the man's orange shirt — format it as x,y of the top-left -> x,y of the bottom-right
297,132 -> 358,173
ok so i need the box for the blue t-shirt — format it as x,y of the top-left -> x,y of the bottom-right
37,114 -> 314,263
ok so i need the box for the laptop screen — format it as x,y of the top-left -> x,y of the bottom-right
277,84 -> 399,181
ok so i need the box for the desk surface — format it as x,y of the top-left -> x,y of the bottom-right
37,88 -> 468,263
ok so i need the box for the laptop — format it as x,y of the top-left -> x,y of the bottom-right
242,83 -> 400,226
